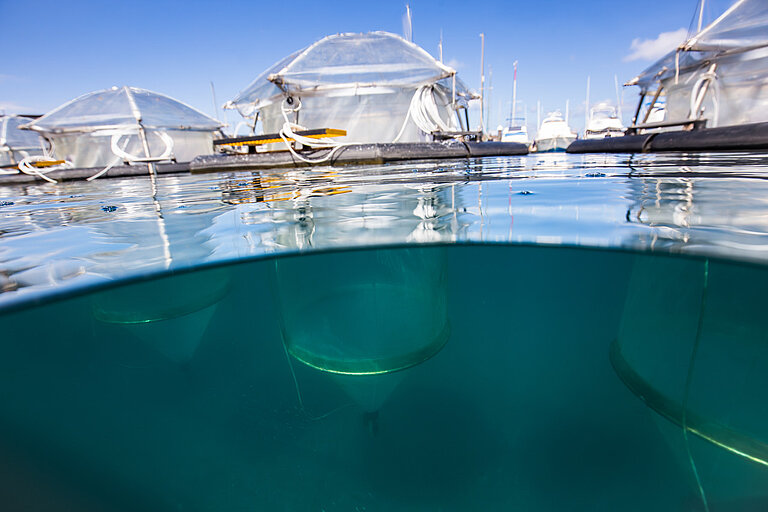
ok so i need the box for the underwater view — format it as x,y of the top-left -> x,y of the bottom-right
2,153 -> 768,510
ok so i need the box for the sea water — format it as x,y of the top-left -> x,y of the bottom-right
1,153 -> 768,510
1,245 -> 767,510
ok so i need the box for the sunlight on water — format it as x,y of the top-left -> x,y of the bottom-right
4,152 -> 768,309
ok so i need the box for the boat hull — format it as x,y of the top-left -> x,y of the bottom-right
534,136 -> 575,153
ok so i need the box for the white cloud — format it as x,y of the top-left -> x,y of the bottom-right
624,28 -> 688,62
446,58 -> 463,70
0,101 -> 32,114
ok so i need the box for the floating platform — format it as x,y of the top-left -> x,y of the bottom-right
567,121 -> 768,154
0,162 -> 190,185
0,141 -> 528,184
190,141 -> 528,174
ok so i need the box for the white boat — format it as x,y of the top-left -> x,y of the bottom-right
533,111 -> 576,152
501,61 -> 529,145
645,95 -> 666,124
584,103 -> 625,139
501,122 -> 529,144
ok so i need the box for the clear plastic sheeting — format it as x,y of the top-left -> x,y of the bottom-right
626,0 -> 768,128
22,86 -> 223,168
226,32 -> 474,144
613,255 -> 768,505
0,115 -> 45,166
257,87 -> 456,144
26,86 -> 222,133
684,0 -> 768,52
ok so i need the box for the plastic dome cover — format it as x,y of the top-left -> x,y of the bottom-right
1,116 -> 44,149
625,0 -> 768,128
683,0 -> 768,52
1,115 -> 45,166
19,87 -> 223,168
228,31 -> 460,116
24,86 -> 222,133
627,0 -> 768,91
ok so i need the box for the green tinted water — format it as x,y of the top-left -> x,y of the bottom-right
1,243 -> 766,511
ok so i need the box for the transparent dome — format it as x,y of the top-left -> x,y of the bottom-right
25,86 -> 222,134
228,31 -> 458,114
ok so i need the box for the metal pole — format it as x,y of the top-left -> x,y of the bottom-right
137,126 -> 155,176
464,107 -> 470,132
537,99 -> 541,132
479,33 -> 485,134
439,30 -> 443,63
641,86 -> 663,125
512,61 -> 518,123
452,73 -> 456,110
210,81 -> 221,122
124,86 -> 156,175
632,92 -> 646,126
585,75 -> 590,134
614,74 -> 623,124
487,65 -> 493,131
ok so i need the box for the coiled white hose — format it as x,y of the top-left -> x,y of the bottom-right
87,130 -> 174,181
393,84 -> 456,143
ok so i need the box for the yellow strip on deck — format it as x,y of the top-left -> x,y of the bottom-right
224,129 -> 347,147
31,160 -> 66,168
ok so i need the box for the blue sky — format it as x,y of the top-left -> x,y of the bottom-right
0,0 -> 723,134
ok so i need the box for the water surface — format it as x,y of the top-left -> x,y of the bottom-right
2,153 -> 768,510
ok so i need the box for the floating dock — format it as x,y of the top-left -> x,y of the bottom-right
567,122 -> 768,154
190,141 -> 528,174
0,141 -> 529,184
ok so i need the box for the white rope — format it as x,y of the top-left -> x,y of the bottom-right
87,130 -> 174,181
9,129 -> 176,184
274,87 -> 459,164
109,130 -> 174,163
278,98 -> 352,164
17,155 -> 73,184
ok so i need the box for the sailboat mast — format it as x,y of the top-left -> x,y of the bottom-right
479,33 -> 485,134
537,99 -> 541,131
614,74 -> 622,124
697,0 -> 705,32
404,4 -> 413,42
488,66 -> 493,130
585,76 -> 590,134
512,61 -> 518,123
439,30 -> 443,63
